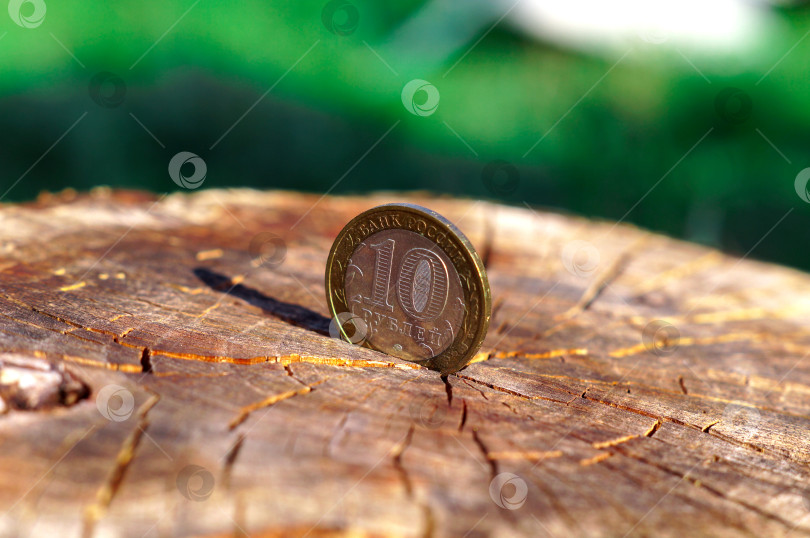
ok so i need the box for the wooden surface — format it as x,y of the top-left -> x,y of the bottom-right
0,188 -> 808,537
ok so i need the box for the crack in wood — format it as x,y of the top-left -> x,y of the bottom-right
62,355 -> 141,373
580,452 -> 612,466
458,399 -> 468,432
456,369 -> 793,463
557,242 -> 641,323
486,450 -> 563,462
152,370 -> 230,379
228,380 -> 327,430
283,364 -> 309,387
497,367 -> 808,421
471,429 -> 497,478
610,445 -> 807,531
576,392 -> 790,459
702,420 -> 720,433
152,350 -> 420,369
668,306 -> 806,326
2,293 -> 419,372
441,375 -> 453,406
59,281 -> 87,292
168,284 -> 210,295
598,455 -> 760,537
460,378 -> 489,400
592,434 -> 638,450
222,433 -> 246,491
420,502 -> 436,538
678,375 -> 688,395
139,347 -> 152,374
454,373 -> 569,404
632,251 -> 724,296
469,347 -> 588,365
81,393 -> 159,537
645,419 -> 662,438
500,400 -> 522,416
391,425 -> 415,498
609,332 -> 768,358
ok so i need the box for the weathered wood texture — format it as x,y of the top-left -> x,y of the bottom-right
0,188 -> 808,537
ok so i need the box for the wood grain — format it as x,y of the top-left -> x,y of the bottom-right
0,188 -> 808,537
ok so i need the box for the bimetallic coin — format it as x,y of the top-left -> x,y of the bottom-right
325,203 -> 491,374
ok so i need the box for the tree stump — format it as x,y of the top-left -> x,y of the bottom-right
0,188 -> 808,537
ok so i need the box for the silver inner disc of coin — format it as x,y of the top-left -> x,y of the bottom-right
344,229 -> 465,361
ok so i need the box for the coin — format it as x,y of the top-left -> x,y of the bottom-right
325,203 -> 491,374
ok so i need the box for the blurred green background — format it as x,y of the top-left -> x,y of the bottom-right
1,0 -> 809,270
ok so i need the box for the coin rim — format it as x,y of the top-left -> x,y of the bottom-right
325,203 -> 491,374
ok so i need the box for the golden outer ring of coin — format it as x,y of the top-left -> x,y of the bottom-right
325,203 -> 491,374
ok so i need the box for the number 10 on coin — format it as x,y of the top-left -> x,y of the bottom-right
326,203 -> 491,374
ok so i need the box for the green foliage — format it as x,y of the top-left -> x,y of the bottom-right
0,0 -> 808,270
